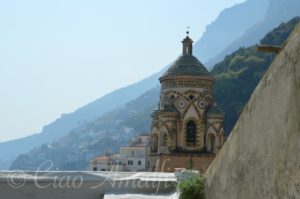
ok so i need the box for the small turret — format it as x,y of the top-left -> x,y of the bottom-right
182,30 -> 193,55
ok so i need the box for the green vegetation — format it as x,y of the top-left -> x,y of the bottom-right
10,87 -> 159,170
260,17 -> 300,46
179,175 -> 205,199
212,17 -> 300,135
10,17 -> 300,170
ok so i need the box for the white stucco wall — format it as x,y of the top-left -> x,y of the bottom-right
0,171 -> 176,199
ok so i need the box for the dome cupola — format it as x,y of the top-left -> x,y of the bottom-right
160,31 -> 213,82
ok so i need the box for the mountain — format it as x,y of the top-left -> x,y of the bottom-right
213,17 -> 300,134
0,0 -> 272,170
193,0 -> 270,65
10,17 -> 300,170
10,87 -> 160,170
205,19 -> 300,199
206,0 -> 300,67
0,69 -> 165,170
4,0 -> 298,170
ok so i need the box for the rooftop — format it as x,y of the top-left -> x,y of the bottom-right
160,34 -> 212,81
160,54 -> 211,80
207,103 -> 224,116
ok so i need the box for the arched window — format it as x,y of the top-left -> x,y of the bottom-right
219,134 -> 223,147
208,134 -> 215,151
152,134 -> 158,152
186,121 -> 196,143
161,133 -> 167,146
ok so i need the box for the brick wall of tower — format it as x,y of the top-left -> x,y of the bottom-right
148,153 -> 215,173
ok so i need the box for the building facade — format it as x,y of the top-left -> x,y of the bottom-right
89,135 -> 151,172
120,135 -> 151,172
89,154 -> 125,171
149,34 -> 225,173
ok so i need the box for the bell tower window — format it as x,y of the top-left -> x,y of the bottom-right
151,134 -> 158,152
211,135 -> 215,151
186,121 -> 196,143
208,134 -> 216,152
161,133 -> 167,146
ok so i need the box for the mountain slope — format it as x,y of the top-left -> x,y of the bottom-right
10,87 -> 160,170
0,0 -> 277,170
10,18 -> 300,170
205,20 -> 300,199
0,68 -> 165,170
193,0 -> 269,65
206,0 -> 300,67
212,17 -> 300,134
1,0 -> 270,170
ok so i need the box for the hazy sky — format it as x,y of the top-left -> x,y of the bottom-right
0,0 -> 245,142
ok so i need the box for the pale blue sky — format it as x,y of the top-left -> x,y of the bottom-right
0,0 -> 245,142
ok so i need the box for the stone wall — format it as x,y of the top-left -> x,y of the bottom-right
149,153 -> 214,173
204,23 -> 300,198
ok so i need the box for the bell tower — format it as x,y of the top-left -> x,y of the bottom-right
149,31 -> 225,173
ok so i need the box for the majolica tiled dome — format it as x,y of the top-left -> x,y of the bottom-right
160,54 -> 210,79
160,35 -> 212,80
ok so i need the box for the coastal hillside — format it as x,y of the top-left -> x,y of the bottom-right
205,20 -> 300,199
0,0 -> 269,169
206,0 -> 300,67
10,17 -> 300,170
0,66 -> 164,170
0,0 -> 289,170
213,17 -> 300,134
10,87 -> 160,170
193,0 -> 269,64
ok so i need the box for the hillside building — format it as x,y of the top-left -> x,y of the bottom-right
149,33 -> 225,173
120,134 -> 151,172
89,154 -> 124,171
89,135 -> 151,172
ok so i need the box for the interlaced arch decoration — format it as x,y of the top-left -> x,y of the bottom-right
183,102 -> 202,119
207,133 -> 216,152
159,121 -> 176,147
207,122 -> 224,135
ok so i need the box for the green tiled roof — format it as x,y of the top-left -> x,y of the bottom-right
151,109 -> 160,117
207,104 -> 224,116
160,55 -> 211,79
162,104 -> 178,113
